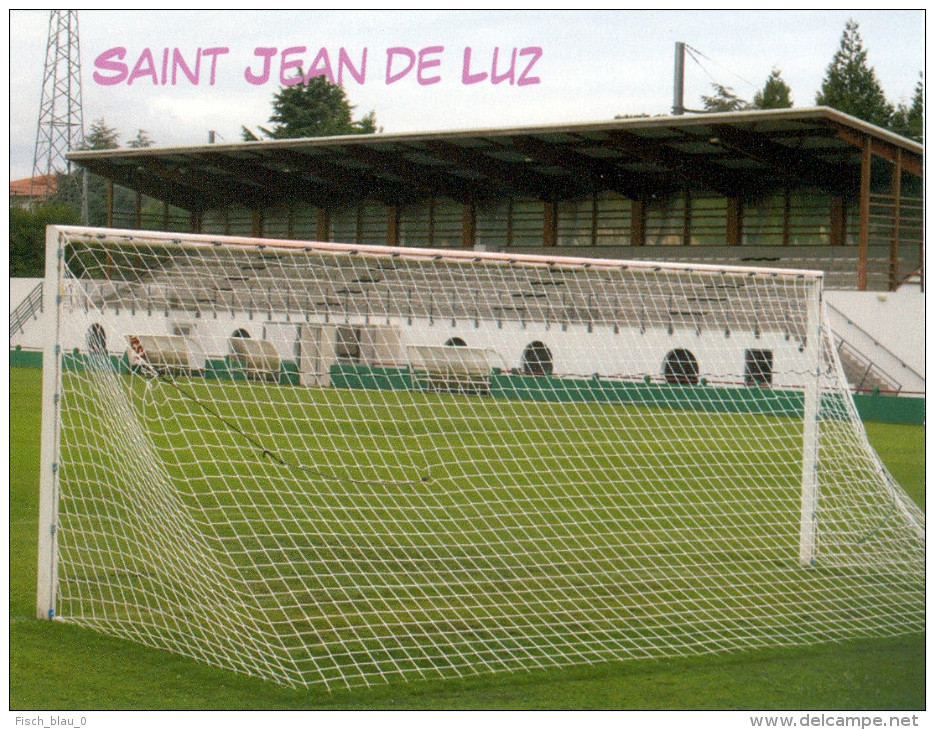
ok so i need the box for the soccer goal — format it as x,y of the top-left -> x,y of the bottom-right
37,225 -> 924,690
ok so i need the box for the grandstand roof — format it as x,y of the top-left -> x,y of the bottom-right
67,106 -> 922,213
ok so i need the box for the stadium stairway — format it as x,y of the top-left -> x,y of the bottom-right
827,303 -> 924,395
10,281 -> 43,343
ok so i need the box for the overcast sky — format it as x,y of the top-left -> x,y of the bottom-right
8,9 -> 925,180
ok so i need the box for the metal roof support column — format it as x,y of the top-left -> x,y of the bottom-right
317,207 -> 330,242
590,194 -> 599,247
630,199 -> 645,246
888,149 -> 902,292
726,196 -> 742,246
830,196 -> 845,247
857,137 -> 871,291
919,249 -> 925,294
386,205 -> 400,247
106,179 -> 114,228
682,190 -> 692,246
543,200 -> 557,247
506,199 -> 514,248
461,201 -> 476,248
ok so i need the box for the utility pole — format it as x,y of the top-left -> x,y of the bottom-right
672,41 -> 686,115
31,10 -> 85,216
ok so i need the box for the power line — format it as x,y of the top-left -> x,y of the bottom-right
684,43 -> 757,90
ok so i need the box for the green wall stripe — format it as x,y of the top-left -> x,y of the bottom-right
9,350 -> 923,425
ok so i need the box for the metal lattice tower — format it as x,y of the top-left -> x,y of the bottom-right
31,10 -> 85,205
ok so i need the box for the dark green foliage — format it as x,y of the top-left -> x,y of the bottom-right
45,119 -> 119,213
702,69 -> 793,113
890,72 -> 924,143
693,21 -> 917,140
752,69 -> 793,109
126,128 -> 154,149
249,75 -> 378,140
82,118 -> 121,150
816,19 -> 894,128
702,83 -> 749,112
9,202 -> 81,277
79,119 -> 140,227
50,117 -> 150,227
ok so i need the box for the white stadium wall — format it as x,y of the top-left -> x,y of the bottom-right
13,279 -> 921,395
24,288 -> 811,391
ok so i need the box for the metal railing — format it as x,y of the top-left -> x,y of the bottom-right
834,335 -> 902,394
827,301 -> 924,394
10,282 -> 43,341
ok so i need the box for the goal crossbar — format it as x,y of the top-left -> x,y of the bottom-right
49,225 -> 826,279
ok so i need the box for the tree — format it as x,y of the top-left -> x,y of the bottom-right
79,120 -> 120,226
891,72 -> 923,142
752,68 -> 793,109
55,118 -> 146,226
246,75 -> 378,140
10,201 -> 81,277
701,83 -> 749,113
82,118 -> 121,151
127,128 -> 155,149
816,19 -> 894,128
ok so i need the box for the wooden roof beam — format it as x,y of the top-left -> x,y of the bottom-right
504,135 -> 652,201
252,147 -> 448,207
337,144 -> 487,203
420,140 -> 577,200
131,155 -> 274,210
602,130 -> 739,196
75,157 -> 232,211
709,124 -> 849,195
835,126 -> 923,177
254,147 -> 377,202
200,150 -> 354,208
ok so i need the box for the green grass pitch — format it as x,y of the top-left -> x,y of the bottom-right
9,365 -> 924,709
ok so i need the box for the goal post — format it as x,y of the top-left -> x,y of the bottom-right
36,225 -> 925,689
36,225 -> 64,620
797,277 -> 821,567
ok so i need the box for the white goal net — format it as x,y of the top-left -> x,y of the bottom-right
37,226 -> 924,689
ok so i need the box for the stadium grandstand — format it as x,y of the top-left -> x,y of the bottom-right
65,106 -> 922,293
13,106 -> 924,401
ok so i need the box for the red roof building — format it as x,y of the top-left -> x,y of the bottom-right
10,174 -> 57,206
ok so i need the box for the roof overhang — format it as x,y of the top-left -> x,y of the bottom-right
67,106 -> 924,213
